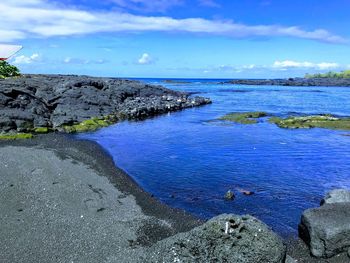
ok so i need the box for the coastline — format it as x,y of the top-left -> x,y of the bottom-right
0,133 -> 202,262
221,78 -> 350,87
1,133 -> 349,262
1,75 -> 350,262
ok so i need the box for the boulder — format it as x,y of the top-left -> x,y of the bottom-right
321,189 -> 350,205
299,203 -> 350,258
149,214 -> 286,263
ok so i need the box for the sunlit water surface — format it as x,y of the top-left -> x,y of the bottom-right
77,79 -> 350,237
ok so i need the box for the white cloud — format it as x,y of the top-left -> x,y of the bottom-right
63,57 -> 108,64
109,0 -> 183,12
242,64 -> 256,69
273,60 -> 339,70
0,0 -> 346,44
12,53 -> 40,64
138,53 -> 153,65
201,60 -> 343,74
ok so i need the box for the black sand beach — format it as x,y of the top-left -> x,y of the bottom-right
0,133 -> 201,263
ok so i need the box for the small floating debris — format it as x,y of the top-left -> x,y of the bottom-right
225,190 -> 235,201
237,188 -> 255,196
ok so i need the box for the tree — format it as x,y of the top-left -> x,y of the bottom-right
304,70 -> 350,79
0,60 -> 20,79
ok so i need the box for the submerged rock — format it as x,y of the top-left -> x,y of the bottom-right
225,190 -> 235,200
149,214 -> 286,263
269,114 -> 350,130
299,191 -> 350,258
219,111 -> 268,124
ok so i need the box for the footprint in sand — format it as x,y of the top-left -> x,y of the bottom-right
83,184 -> 108,212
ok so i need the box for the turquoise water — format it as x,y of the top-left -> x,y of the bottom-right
78,79 -> 350,237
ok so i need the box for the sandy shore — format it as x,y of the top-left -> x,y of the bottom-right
0,134 -> 201,263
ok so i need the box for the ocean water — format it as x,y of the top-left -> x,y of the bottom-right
77,79 -> 350,237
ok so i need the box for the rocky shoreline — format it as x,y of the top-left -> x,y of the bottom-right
1,75 -> 350,262
0,74 -> 211,134
221,78 -> 350,87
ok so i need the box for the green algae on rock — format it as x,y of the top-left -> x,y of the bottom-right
62,117 -> 115,133
0,133 -> 33,140
269,115 -> 350,130
34,127 -> 50,134
219,112 -> 268,124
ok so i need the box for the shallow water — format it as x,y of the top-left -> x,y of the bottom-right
77,79 -> 350,237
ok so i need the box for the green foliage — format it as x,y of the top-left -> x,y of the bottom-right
269,115 -> 350,130
219,112 -> 268,124
305,70 -> 350,79
0,60 -> 20,79
0,133 -> 33,140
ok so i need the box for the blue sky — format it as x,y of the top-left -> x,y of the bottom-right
1,0 -> 350,78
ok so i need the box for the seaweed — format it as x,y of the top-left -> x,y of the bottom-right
0,133 -> 33,140
219,112 -> 268,124
269,114 -> 350,130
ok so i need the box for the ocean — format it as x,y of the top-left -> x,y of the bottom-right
77,78 -> 350,237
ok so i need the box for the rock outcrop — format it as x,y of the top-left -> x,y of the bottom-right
148,214 -> 286,263
321,189 -> 350,205
0,74 -> 211,133
299,189 -> 350,258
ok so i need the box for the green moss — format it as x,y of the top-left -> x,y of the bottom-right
62,117 -> 114,133
219,112 -> 268,124
0,133 -> 33,140
269,114 -> 350,130
34,127 -> 50,134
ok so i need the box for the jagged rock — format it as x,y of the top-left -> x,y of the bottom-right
321,189 -> 350,205
299,203 -> 350,258
285,255 -> 297,263
149,214 -> 286,263
0,75 -> 211,133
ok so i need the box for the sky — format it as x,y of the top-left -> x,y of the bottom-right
1,0 -> 350,79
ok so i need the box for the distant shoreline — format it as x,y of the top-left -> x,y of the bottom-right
144,77 -> 350,87
220,77 -> 350,87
